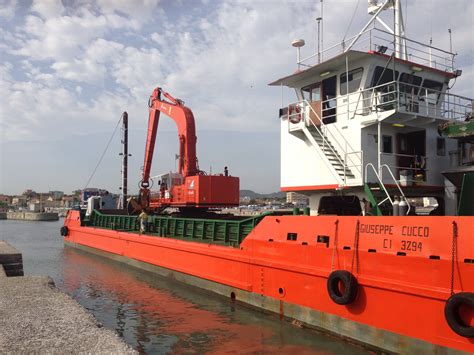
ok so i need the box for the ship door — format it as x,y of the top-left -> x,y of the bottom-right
322,76 -> 337,124
302,83 -> 322,126
396,130 -> 426,180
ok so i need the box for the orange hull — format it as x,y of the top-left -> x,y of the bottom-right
64,211 -> 474,353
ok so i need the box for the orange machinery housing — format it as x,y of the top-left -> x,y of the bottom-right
149,175 -> 239,209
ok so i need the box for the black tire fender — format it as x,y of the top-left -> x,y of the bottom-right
60,226 -> 69,237
445,292 -> 474,338
327,270 -> 358,305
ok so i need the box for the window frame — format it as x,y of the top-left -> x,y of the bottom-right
371,66 -> 400,89
301,83 -> 321,102
340,67 -> 364,95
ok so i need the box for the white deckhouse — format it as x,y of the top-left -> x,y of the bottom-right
271,0 -> 472,216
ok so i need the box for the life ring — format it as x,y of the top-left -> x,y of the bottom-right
327,270 -> 358,305
60,226 -> 69,237
288,104 -> 302,124
444,292 -> 474,338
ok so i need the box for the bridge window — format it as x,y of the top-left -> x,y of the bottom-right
371,66 -> 399,88
302,83 -> 321,102
340,67 -> 364,95
420,79 -> 443,104
399,73 -> 422,94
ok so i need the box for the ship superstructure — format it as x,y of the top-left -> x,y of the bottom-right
271,0 -> 472,216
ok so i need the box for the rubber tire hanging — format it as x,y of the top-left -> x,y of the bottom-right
327,270 -> 358,305
60,226 -> 69,237
444,292 -> 474,338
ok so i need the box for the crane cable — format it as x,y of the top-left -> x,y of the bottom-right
83,114 -> 122,190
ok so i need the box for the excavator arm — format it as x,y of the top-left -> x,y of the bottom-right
142,87 -> 199,186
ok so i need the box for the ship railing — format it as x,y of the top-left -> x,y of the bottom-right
299,27 -> 457,74
395,81 -> 473,121
365,163 -> 411,215
315,81 -> 472,123
345,150 -> 364,185
317,80 -> 399,123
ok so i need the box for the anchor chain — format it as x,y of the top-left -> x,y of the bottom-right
350,220 -> 360,274
331,219 -> 339,271
450,221 -> 458,295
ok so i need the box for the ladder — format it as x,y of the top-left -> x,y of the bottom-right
364,163 -> 410,215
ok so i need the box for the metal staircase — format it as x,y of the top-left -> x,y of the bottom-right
287,100 -> 362,186
304,125 -> 356,180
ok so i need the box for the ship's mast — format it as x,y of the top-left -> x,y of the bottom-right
120,112 -> 128,209
346,0 -> 407,60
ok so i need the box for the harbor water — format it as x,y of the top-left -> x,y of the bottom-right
0,220 -> 369,354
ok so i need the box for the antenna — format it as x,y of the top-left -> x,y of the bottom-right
291,39 -> 305,70
320,0 -> 324,60
316,17 -> 322,63
448,28 -> 454,71
448,28 -> 453,53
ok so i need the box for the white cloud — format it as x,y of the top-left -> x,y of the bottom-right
0,0 -> 17,20
31,0 -> 64,19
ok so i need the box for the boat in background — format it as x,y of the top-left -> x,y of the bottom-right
63,1 -> 474,353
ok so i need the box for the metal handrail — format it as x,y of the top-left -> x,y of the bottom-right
299,27 -> 456,72
302,100 -> 363,179
380,164 -> 411,215
303,104 -> 346,173
313,80 -> 472,122
304,101 -> 361,167
365,163 -> 394,206
364,163 -> 411,215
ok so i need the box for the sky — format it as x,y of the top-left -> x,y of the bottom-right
0,0 -> 473,196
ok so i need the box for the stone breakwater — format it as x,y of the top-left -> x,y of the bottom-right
0,240 -> 136,354
6,211 -> 59,221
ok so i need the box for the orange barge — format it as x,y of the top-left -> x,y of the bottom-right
64,213 -> 473,353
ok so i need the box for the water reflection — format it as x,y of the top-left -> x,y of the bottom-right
0,221 -> 367,354
61,248 -> 367,354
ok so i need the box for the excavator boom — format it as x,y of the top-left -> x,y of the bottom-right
142,87 -> 198,186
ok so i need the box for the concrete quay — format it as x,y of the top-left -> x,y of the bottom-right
0,241 -> 136,354
0,241 -> 24,276
6,211 -> 59,221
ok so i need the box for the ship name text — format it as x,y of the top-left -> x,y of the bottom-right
359,224 -> 430,238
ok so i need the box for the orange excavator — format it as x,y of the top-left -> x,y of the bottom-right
129,87 -> 239,214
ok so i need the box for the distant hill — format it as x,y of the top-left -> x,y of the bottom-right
240,189 -> 285,199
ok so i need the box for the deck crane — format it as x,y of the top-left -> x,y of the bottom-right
129,87 -> 239,214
